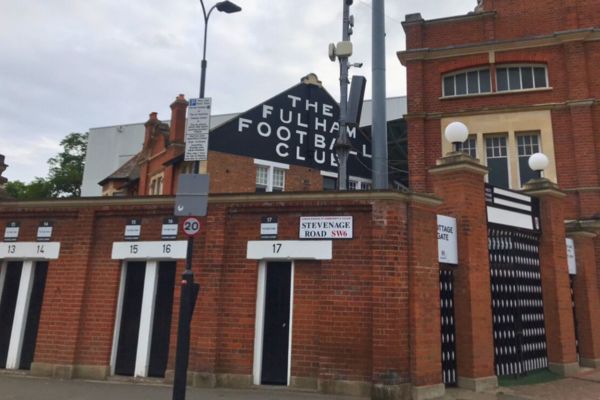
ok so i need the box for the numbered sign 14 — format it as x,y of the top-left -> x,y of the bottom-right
182,217 -> 201,237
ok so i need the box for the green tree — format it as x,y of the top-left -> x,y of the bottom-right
3,132 -> 88,200
47,132 -> 88,197
5,178 -> 53,200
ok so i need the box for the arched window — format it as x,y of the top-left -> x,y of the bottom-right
442,68 -> 491,97
496,64 -> 548,92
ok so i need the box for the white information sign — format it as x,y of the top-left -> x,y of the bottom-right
261,222 -> 278,238
184,98 -> 212,161
4,226 -> 19,242
437,215 -> 458,265
247,240 -> 332,260
566,238 -> 577,275
111,241 -> 188,260
124,224 -> 141,239
37,226 -> 53,241
299,216 -> 353,239
0,242 -> 61,259
161,223 -> 178,239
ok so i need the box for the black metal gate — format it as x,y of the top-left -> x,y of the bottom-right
440,266 -> 457,386
569,274 -> 579,356
488,227 -> 547,376
486,184 -> 547,377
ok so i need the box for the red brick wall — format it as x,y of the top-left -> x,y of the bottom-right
430,161 -> 496,379
0,194 -> 437,389
402,1 -> 600,220
409,0 -> 597,50
207,151 -> 324,194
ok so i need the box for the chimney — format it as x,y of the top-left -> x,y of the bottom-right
143,112 -> 160,148
0,154 -> 7,186
170,94 -> 189,143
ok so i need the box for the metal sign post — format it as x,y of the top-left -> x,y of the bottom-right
172,171 -> 208,400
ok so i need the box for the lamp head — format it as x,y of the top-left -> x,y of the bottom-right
444,121 -> 469,144
216,1 -> 241,13
528,152 -> 549,172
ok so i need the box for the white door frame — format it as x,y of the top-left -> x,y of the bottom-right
110,260 -> 160,378
6,260 -> 35,369
135,260 -> 158,377
110,262 -> 128,376
252,260 -> 295,386
0,246 -> 59,370
0,261 -> 7,306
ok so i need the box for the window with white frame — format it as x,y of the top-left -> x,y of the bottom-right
180,162 -> 195,175
455,135 -> 478,158
321,171 -> 372,191
443,68 -> 492,97
496,65 -> 548,92
352,178 -> 372,191
517,132 -> 542,186
148,174 -> 164,195
255,159 -> 288,192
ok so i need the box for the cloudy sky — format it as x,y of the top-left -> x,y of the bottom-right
0,0 -> 477,182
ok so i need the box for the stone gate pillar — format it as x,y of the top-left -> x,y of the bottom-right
566,228 -> 600,368
429,152 -> 497,391
523,179 -> 578,376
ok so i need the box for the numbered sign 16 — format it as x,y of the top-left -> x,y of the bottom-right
182,217 -> 201,237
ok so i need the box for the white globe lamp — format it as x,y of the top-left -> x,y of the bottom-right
444,122 -> 469,150
528,152 -> 549,172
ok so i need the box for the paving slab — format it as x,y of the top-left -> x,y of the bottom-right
2,371 -> 600,400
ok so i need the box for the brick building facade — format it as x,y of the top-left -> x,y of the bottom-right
399,0 -> 600,219
99,74 -> 386,197
399,0 -> 600,391
0,2 -> 599,400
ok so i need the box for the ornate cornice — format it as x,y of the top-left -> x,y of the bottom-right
398,28 -> 600,64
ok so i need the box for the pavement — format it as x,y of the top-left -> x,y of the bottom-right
0,369 -> 599,400
439,368 -> 600,400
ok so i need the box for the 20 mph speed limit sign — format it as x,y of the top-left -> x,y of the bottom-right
182,217 -> 201,237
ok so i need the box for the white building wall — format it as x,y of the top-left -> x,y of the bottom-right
82,124 -> 145,197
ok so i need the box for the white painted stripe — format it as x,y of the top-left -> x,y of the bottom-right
247,240 -> 332,260
111,241 -> 188,260
135,261 -> 158,377
253,158 -> 290,170
110,263 -> 128,376
0,263 -> 6,315
0,242 -> 60,260
6,261 -> 35,369
320,170 -> 338,178
493,187 -> 531,203
252,262 -> 267,385
287,263 -> 294,386
487,206 -> 533,230
494,197 -> 532,212
566,238 -> 577,275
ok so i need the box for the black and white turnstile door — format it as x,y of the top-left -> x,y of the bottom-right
486,186 -> 546,376
110,241 -> 186,378
248,240 -> 332,386
0,242 -> 59,370
260,262 -> 292,385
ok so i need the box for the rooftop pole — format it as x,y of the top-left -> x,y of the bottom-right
335,0 -> 352,190
371,0 -> 388,189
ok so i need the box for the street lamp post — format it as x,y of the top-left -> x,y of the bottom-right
172,3 -> 240,400
196,0 -> 241,173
